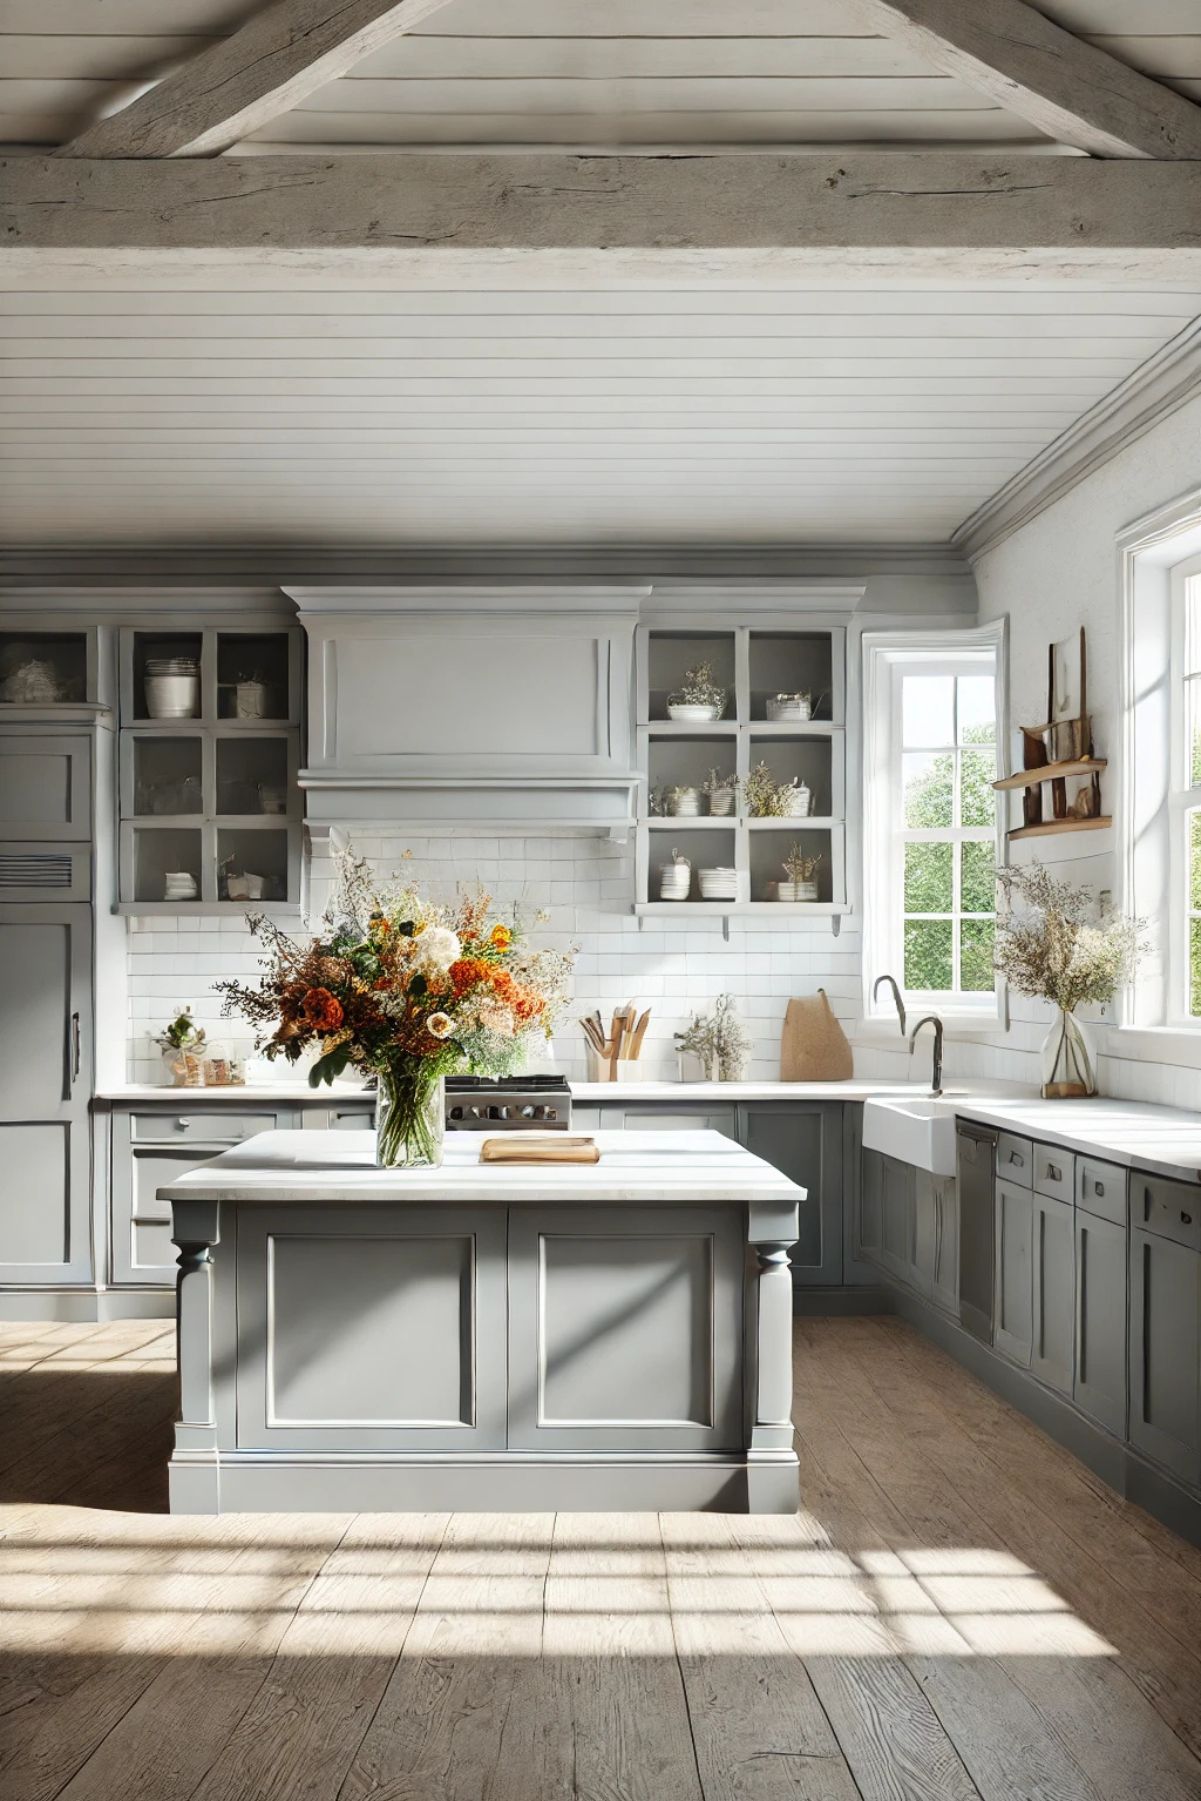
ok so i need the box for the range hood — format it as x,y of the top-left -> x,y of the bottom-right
284,586 -> 646,835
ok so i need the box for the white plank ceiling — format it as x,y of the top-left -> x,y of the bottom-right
1,0 -> 1199,150
0,3 -> 1198,549
3,284 -> 1199,546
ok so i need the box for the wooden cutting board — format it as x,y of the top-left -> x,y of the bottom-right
780,990 -> 853,1081
480,1136 -> 600,1165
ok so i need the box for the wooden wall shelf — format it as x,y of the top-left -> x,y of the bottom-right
994,757 -> 1106,792
1008,815 -> 1112,841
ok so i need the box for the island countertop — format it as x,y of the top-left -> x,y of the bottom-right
159,1126 -> 806,1207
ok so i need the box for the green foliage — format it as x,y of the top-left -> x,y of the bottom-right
308,1045 -> 351,1088
960,920 -> 996,992
905,919 -> 952,992
904,842 -> 951,914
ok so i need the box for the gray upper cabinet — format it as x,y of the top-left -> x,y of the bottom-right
1128,1173 -> 1201,1486
507,1202 -> 744,1453
0,732 -> 91,841
0,904 -> 92,1284
739,1102 -> 843,1285
235,1202 -> 509,1453
1031,1192 -> 1074,1397
994,1180 -> 1033,1368
1074,1207 -> 1127,1437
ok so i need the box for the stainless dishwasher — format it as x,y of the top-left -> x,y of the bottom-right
957,1120 -> 998,1345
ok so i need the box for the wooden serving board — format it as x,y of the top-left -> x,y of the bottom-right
480,1136 -> 600,1165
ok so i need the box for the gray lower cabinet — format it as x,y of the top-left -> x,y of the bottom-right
1129,1211 -> 1201,1487
1031,1192 -> 1074,1396
879,1153 -> 917,1286
739,1102 -> 844,1286
857,1144 -> 883,1265
0,903 -> 93,1285
507,1203 -> 744,1452
110,1105 -> 296,1286
235,1202 -> 509,1452
994,1180 -> 1033,1368
589,1104 -> 738,1138
1074,1208 -> 1127,1436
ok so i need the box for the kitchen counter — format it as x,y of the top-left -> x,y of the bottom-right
163,1127 -> 803,1516
98,1078 -> 964,1104
942,1093 -> 1201,1182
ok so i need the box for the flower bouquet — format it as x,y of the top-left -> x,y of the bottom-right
217,853 -> 574,1167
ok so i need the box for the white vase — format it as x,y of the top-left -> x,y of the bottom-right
1040,1008 -> 1098,1099
670,788 -> 701,816
706,788 -> 735,816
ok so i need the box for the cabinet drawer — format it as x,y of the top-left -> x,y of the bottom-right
130,1109 -> 278,1143
997,1134 -> 1033,1188
1033,1143 -> 1073,1204
329,1107 -> 373,1130
1129,1172 -> 1201,1252
1077,1158 -> 1127,1226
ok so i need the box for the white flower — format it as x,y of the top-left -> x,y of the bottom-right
427,1011 -> 454,1040
416,926 -> 461,969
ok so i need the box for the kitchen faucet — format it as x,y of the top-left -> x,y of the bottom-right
909,1014 -> 944,1097
872,972 -> 907,1036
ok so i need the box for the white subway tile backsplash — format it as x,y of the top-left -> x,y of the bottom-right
125,836 -> 876,1081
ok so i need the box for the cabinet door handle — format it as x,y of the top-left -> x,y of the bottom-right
1047,1164 -> 1062,1183
1183,1211 -> 1194,1227
71,1011 -> 81,1082
176,1117 -> 191,1132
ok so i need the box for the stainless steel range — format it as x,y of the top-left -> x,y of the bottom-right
444,1074 -> 572,1131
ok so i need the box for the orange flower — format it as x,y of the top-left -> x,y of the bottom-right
489,923 -> 513,950
301,987 -> 343,1032
449,956 -> 491,996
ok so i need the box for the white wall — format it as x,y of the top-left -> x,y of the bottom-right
949,392 -> 1201,1106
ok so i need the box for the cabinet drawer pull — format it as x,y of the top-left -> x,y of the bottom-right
1047,1163 -> 1062,1183
70,1011 -> 81,1082
1183,1211 -> 1194,1227
1093,1180 -> 1105,1196
1008,1150 -> 1025,1167
175,1117 -> 191,1131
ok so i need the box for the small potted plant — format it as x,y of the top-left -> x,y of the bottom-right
675,993 -> 750,1081
667,662 -> 727,722
701,768 -> 739,817
665,782 -> 702,817
155,1004 -> 207,1086
776,845 -> 823,902
744,760 -> 801,819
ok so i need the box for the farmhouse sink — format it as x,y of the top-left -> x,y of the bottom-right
862,1094 -> 958,1177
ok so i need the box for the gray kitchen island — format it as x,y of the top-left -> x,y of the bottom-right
162,1128 -> 803,1515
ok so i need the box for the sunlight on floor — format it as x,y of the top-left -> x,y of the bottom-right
0,1506 -> 1117,1659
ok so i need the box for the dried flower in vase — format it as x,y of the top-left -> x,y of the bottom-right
667,662 -> 727,719
782,844 -> 822,884
674,992 -> 750,1082
745,760 -> 801,818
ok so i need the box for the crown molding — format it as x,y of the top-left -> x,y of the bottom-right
953,318 -> 1201,564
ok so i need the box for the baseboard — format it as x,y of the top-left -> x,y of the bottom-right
0,1288 -> 174,1322
889,1286 -> 1201,1551
794,1285 -> 896,1316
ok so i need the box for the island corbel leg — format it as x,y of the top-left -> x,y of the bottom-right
170,1197 -> 221,1513
747,1201 -> 800,1512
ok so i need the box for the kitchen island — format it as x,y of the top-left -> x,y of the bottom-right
161,1128 -> 803,1515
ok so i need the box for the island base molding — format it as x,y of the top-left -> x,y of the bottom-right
169,1449 -> 801,1515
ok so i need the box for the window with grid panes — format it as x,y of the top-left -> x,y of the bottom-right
896,663 -> 998,1000
1171,558 -> 1201,1019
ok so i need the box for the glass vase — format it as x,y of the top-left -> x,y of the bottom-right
374,1064 -> 445,1168
1040,1008 -> 1098,1100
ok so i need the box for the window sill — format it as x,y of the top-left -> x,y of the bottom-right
1110,1022 -> 1201,1067
855,1009 -> 1004,1045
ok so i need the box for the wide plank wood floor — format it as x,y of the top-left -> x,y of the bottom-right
2,1316 -> 1200,1801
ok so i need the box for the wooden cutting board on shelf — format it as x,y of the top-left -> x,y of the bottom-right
780,990 -> 853,1081
480,1136 -> 600,1165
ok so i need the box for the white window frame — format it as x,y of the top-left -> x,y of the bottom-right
861,621 -> 1007,1028
1167,555 -> 1201,1026
1116,490 -> 1201,1053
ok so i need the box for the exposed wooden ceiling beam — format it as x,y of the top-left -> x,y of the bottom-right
55,0 -> 457,159
5,154 -> 1200,285
853,0 -> 1201,159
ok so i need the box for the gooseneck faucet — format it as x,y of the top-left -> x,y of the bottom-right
872,973 -> 907,1037
909,1014 -> 944,1097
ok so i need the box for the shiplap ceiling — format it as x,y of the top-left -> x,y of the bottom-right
2,0 -> 1200,150
1,1 -> 1199,548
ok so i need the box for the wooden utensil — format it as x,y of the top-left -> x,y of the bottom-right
629,1009 -> 651,1058
609,1013 -> 624,1081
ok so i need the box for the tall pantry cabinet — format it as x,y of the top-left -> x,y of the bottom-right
0,621 -> 119,1303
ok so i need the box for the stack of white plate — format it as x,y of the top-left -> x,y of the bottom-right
659,862 -> 692,900
163,871 -> 198,901
698,866 -> 738,901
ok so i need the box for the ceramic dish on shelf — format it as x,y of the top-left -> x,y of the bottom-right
698,866 -> 738,902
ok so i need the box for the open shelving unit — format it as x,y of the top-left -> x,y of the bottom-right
116,624 -> 303,913
634,623 -> 849,923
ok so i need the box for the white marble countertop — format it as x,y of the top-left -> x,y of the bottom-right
159,1128 -> 806,1207
929,1093 -> 1201,1182
99,1078 -> 936,1104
